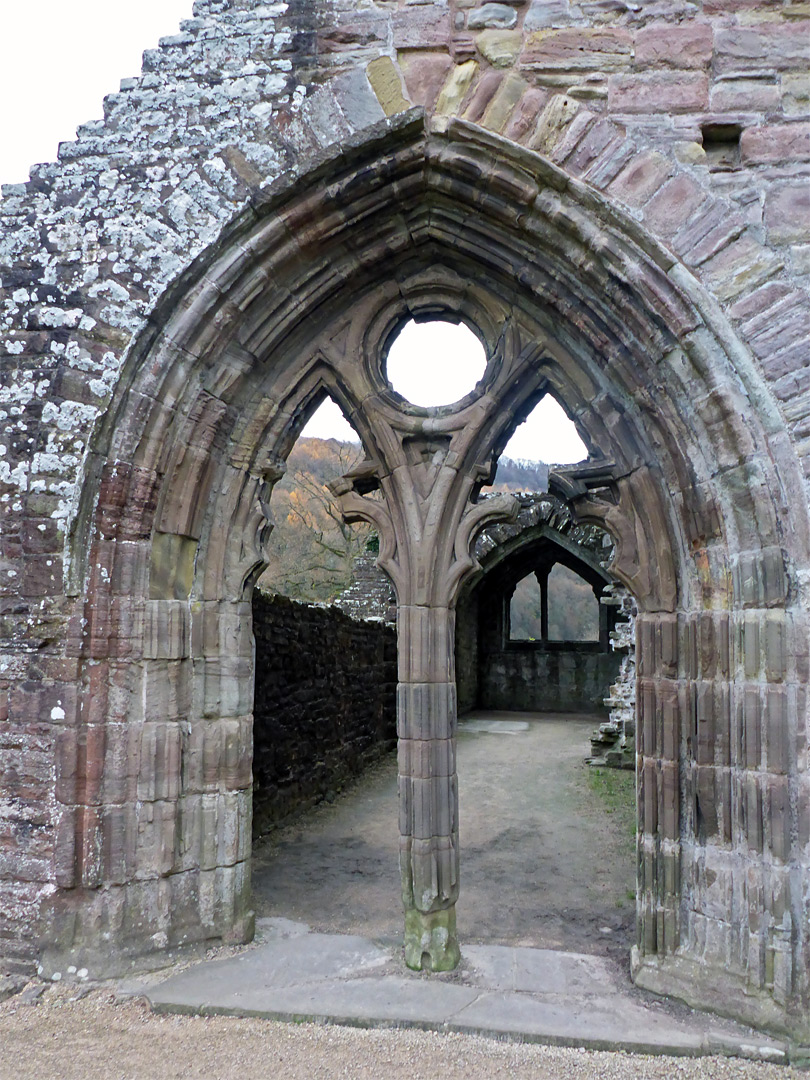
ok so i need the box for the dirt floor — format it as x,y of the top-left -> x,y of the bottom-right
252,712 -> 637,963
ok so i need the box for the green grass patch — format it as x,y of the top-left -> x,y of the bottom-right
587,766 -> 637,848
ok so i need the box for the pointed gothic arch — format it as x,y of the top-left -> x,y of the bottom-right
27,114 -> 810,1037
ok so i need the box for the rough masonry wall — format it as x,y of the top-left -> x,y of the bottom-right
478,647 -> 620,713
0,0 -> 807,1034
251,592 -> 396,837
455,578 -> 621,713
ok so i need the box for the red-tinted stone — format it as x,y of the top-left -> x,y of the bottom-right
463,70 -> 503,122
608,72 -> 709,113
741,122 -> 810,165
644,173 -> 708,237
523,28 -> 632,72
393,6 -> 452,49
503,86 -> 548,142
728,281 -> 793,322
608,150 -> 673,208
399,52 -> 454,110
765,182 -> 810,244
715,22 -> 810,74
634,23 -> 714,70
710,78 -> 780,113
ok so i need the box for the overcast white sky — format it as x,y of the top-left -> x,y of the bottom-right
0,1 -> 193,186
1,2 -> 587,465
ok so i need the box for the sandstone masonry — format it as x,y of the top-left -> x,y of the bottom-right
0,0 -> 807,1046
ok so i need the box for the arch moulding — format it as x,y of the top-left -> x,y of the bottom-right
4,115 -> 809,1042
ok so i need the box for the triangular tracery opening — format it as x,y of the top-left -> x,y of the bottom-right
501,395 -> 588,468
301,397 -> 361,444
258,394 -> 371,603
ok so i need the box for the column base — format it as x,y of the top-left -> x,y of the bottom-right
404,906 -> 460,972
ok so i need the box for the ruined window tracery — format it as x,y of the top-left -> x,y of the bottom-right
384,317 -> 486,406
509,563 -> 602,645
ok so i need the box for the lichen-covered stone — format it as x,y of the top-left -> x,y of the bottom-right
0,0 -> 808,1042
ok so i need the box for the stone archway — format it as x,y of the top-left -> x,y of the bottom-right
11,114 -> 810,1039
455,496 -> 621,715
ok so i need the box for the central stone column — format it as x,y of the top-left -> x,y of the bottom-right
397,602 -> 460,970
329,401 -> 520,971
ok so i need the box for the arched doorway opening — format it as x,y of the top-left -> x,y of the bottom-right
457,509 -> 620,716
453,494 -> 636,958
55,117 -> 807,1036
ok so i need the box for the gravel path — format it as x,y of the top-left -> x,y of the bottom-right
0,986 -> 799,1080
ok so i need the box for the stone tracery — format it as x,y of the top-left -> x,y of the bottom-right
0,2 -> 807,1043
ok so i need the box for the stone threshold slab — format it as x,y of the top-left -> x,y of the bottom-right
127,920 -> 789,1065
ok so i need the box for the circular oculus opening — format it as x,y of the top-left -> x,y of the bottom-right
385,319 -> 487,407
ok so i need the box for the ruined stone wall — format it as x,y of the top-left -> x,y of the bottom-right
477,647 -> 620,713
251,592 -> 396,836
456,589 -> 480,715
0,0 -> 807,1037
461,581 -> 621,713
334,554 -> 396,624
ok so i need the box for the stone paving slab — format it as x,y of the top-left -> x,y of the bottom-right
132,921 -> 789,1064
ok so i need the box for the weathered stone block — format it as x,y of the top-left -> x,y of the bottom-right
608,72 -> 709,113
732,547 -> 790,608
701,232 -> 784,301
142,660 -> 192,725
476,29 -> 523,68
436,59 -> 478,116
468,4 -> 518,30
743,773 -> 764,854
397,682 -> 457,740
715,23 -> 810,75
464,69 -> 508,122
528,92 -> 583,153
393,5 -> 452,49
660,761 -> 679,840
782,71 -> 810,117
149,532 -> 198,600
401,833 -> 459,911
366,57 -> 411,118
710,77 -> 780,113
481,72 -> 529,132
694,765 -> 719,838
398,773 -> 457,839
137,721 -> 183,802
764,686 -> 791,774
524,0 -> 574,31
609,149 -> 673,209
143,600 -> 190,660
398,738 -> 456,780
764,612 -> 788,683
741,122 -> 810,165
643,173 -> 707,238
397,606 -> 454,682
524,28 -> 632,73
641,759 -> 658,833
399,52 -> 454,110
196,656 -> 253,718
741,686 -> 763,769
767,776 -> 792,862
765,183 -> 810,245
562,116 -> 621,175
634,23 -> 713,70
